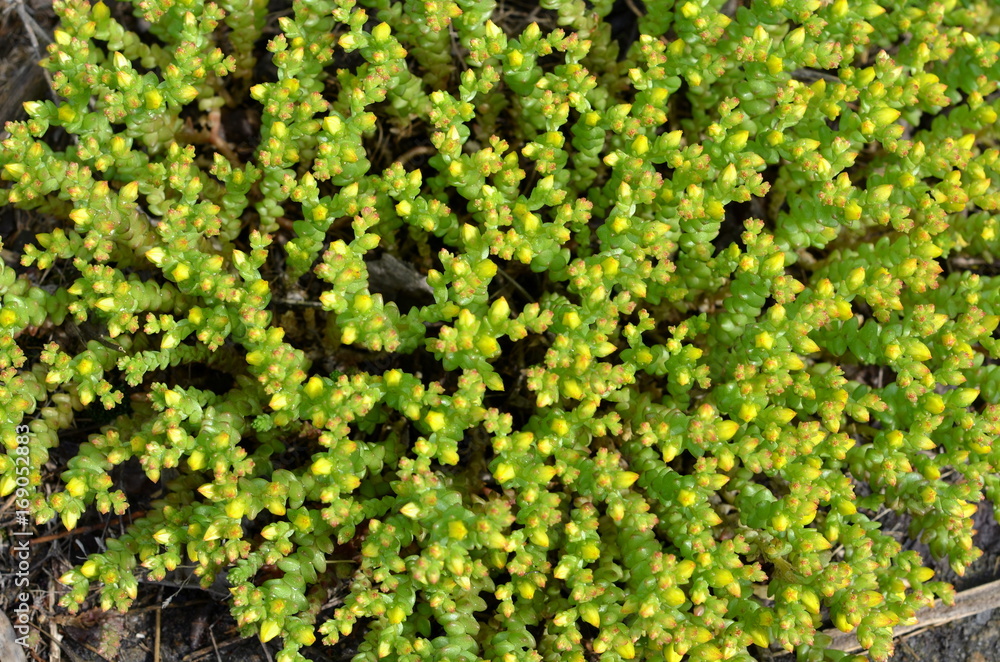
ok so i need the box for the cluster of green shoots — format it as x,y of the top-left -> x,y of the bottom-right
2,0 -> 1000,660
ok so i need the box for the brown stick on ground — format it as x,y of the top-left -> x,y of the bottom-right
154,606 -> 162,662
825,578 -> 1000,653
28,512 -> 146,546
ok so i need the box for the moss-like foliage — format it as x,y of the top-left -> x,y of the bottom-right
2,0 -> 1000,660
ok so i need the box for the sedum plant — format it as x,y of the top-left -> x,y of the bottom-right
2,0 -> 1000,661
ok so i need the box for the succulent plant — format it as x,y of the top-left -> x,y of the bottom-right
2,0 -> 1000,661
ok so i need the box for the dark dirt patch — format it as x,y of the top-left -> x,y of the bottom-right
890,611 -> 1000,662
